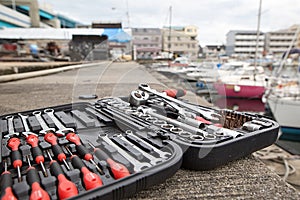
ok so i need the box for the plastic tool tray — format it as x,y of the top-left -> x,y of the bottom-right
0,83 -> 280,199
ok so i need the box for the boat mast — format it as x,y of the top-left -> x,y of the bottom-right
254,0 -> 262,80
168,6 -> 172,58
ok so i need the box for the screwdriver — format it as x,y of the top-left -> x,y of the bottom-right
26,156 -> 50,200
7,137 -> 23,182
66,133 -> 103,174
0,160 -> 17,200
46,150 -> 78,200
64,146 -> 103,190
44,132 -> 71,170
87,141 -> 130,180
26,134 -> 48,177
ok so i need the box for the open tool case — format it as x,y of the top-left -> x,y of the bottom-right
0,83 -> 280,200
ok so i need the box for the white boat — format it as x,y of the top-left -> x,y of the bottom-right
263,45 -> 300,141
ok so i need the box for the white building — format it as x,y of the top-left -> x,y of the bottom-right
131,28 -> 162,59
226,30 -> 264,58
265,24 -> 300,58
162,25 -> 199,60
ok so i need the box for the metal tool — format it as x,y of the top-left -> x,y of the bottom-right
100,134 -> 151,172
46,150 -> 78,199
32,111 -> 55,134
125,130 -> 171,160
4,116 -> 19,138
137,106 -> 217,140
44,109 -> 74,135
26,156 -> 50,200
33,111 -> 70,170
18,113 -> 48,176
117,134 -> 164,166
138,83 -> 221,121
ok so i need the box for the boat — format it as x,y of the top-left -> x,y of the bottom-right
213,66 -> 266,98
263,62 -> 300,141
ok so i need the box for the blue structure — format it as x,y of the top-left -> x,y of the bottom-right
102,28 -> 131,43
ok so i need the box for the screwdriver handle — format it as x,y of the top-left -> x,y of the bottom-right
26,167 -> 50,200
49,160 -> 78,199
0,171 -> 17,200
45,133 -> 67,162
26,135 -> 45,165
8,137 -> 23,170
93,149 -> 130,179
71,155 -> 102,190
66,133 -> 93,161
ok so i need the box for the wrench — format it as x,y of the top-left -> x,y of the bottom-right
32,111 -> 56,134
116,134 -> 164,166
4,116 -> 19,138
44,109 -> 74,135
138,83 -> 221,121
18,113 -> 38,137
100,134 -> 151,172
125,130 -> 171,160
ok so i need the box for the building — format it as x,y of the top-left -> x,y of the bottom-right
162,25 -> 199,60
0,0 -> 81,28
131,28 -> 162,60
265,24 -> 300,58
226,30 -> 265,58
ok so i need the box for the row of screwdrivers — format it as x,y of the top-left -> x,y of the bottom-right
1,131 -> 131,200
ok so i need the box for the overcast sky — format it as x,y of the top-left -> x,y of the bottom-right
38,0 -> 300,45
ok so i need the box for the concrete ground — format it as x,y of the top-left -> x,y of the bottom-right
0,61 -> 299,199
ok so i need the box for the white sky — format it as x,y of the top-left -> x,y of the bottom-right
39,0 -> 300,45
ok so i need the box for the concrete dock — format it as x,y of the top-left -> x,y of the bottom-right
0,61 -> 299,199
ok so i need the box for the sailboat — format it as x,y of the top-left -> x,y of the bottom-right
213,0 -> 266,99
263,48 -> 300,141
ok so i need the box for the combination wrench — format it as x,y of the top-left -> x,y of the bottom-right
100,134 -> 152,172
4,116 -> 19,138
32,111 -> 56,134
138,83 -> 221,122
116,134 -> 164,166
44,109 -> 74,135
125,130 -> 171,160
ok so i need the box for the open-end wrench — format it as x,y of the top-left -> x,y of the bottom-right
138,83 -> 221,122
18,113 -> 38,136
100,134 -> 152,172
4,116 -> 19,138
125,130 -> 171,159
44,109 -> 74,136
116,134 -> 164,166
32,111 -> 56,134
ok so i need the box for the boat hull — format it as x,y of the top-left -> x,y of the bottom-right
267,96 -> 300,141
214,83 -> 265,98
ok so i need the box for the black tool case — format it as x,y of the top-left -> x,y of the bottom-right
0,83 -> 280,199
0,102 -> 183,200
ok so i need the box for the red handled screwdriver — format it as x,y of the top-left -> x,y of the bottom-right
0,160 -> 17,200
26,156 -> 50,200
46,150 -> 78,200
44,132 -> 71,170
66,133 -> 103,174
64,146 -> 103,190
26,134 -> 48,177
87,141 -> 130,180
7,137 -> 23,182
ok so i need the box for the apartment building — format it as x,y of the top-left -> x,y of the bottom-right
226,30 -> 265,58
162,25 -> 199,59
131,28 -> 162,59
265,25 -> 300,57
